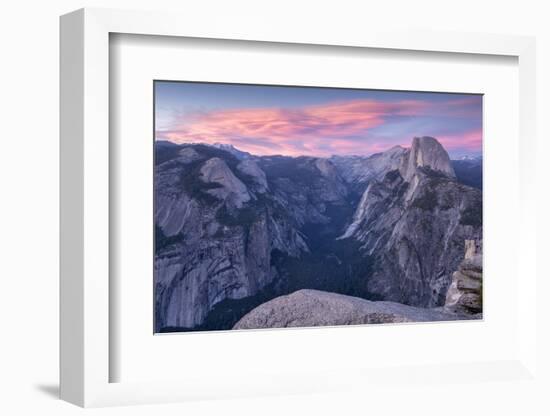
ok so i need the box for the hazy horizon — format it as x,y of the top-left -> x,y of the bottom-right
156,138 -> 482,160
155,81 -> 483,159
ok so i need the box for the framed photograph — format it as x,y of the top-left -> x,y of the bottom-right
153,80 -> 483,334
60,8 -> 538,407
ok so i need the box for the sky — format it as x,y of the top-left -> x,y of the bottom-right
155,81 -> 483,158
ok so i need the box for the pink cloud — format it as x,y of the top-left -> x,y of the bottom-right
156,97 -> 481,157
437,128 -> 483,152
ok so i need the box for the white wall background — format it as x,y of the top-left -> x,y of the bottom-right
0,0 -> 548,414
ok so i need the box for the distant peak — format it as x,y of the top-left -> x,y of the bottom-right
384,145 -> 407,157
155,140 -> 178,147
413,136 -> 439,144
211,142 -> 251,160
410,136 -> 446,154
212,142 -> 236,149
455,154 -> 482,162
402,136 -> 455,180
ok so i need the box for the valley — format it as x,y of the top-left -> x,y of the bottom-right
154,137 -> 482,332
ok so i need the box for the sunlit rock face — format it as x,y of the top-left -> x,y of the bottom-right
400,136 -> 456,181
199,157 -> 251,209
237,159 -> 269,193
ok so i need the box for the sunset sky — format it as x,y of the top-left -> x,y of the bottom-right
155,81 -> 482,158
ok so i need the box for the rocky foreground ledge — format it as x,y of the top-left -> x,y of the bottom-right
445,250 -> 483,315
233,289 -> 476,330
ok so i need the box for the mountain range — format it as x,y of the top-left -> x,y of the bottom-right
154,136 -> 482,332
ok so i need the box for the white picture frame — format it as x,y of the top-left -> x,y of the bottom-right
60,7 -> 538,407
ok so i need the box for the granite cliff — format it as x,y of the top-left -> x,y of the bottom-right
445,240 -> 483,315
154,137 -> 482,331
338,136 -> 482,307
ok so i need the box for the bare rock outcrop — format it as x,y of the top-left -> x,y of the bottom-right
177,147 -> 201,163
233,289 -> 461,330
237,159 -> 269,193
400,136 -> 456,181
199,157 -> 251,208
445,240 -> 483,314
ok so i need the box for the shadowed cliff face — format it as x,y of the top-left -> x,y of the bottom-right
154,137 -> 482,331
339,137 -> 482,307
154,144 -> 350,330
